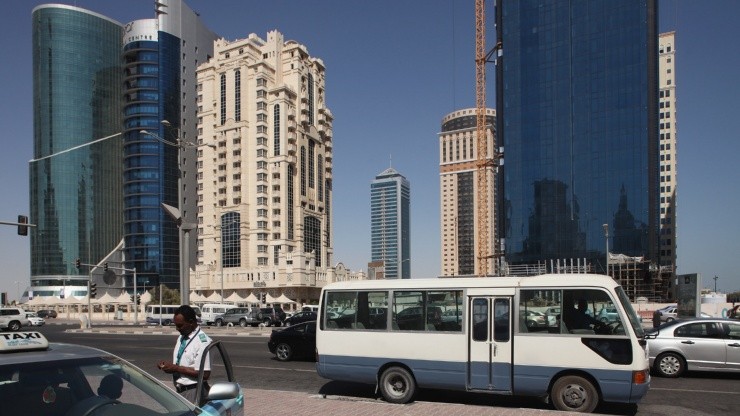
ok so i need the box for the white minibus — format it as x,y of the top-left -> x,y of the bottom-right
145,305 -> 201,325
200,303 -> 236,325
316,274 -> 649,413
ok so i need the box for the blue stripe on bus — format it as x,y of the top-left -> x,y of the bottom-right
317,355 -> 648,403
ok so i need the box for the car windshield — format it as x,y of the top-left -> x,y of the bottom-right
0,355 -> 194,415
615,286 -> 645,338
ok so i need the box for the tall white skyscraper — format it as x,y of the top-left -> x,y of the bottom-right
194,30 -> 334,305
658,32 -> 677,273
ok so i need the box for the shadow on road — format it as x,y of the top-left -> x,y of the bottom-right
317,381 -> 638,415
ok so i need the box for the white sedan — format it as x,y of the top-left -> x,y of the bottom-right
27,316 -> 45,326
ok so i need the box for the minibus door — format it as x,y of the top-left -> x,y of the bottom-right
467,296 -> 512,392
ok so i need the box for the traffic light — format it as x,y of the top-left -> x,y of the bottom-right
135,294 -> 141,305
129,294 -> 134,303
104,262 -> 108,271
17,215 -> 28,236
261,292 -> 266,304
75,258 -> 81,269
89,283 -> 97,298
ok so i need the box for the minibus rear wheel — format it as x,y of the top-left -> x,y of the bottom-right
379,366 -> 416,404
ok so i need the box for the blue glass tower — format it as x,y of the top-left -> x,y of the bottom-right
496,0 -> 659,273
122,1 -> 217,290
371,168 -> 411,279
30,5 -> 124,293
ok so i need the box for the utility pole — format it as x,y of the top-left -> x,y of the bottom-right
714,275 -> 719,293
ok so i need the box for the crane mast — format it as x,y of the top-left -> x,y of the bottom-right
475,0 -> 492,276
474,0 -> 503,277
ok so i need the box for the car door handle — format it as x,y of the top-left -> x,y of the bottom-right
729,343 -> 740,348
681,340 -> 695,345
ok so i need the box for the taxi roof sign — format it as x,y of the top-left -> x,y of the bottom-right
0,331 -> 49,352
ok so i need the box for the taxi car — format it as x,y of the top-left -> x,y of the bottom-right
0,331 -> 243,415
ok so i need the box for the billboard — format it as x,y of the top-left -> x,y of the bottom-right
676,273 -> 701,318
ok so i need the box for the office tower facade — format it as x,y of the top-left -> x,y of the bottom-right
194,30 -> 335,304
658,32 -> 677,272
30,5 -> 124,296
439,108 -> 496,276
496,0 -> 660,296
123,0 -> 218,289
371,168 -> 410,279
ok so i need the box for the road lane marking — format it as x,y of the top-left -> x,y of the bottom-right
650,387 -> 740,395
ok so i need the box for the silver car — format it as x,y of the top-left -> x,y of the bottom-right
646,318 -> 740,377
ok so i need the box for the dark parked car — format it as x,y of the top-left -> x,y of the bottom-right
268,321 -> 316,361
283,311 -> 317,326
37,309 -> 57,318
259,307 -> 286,327
647,318 -> 740,377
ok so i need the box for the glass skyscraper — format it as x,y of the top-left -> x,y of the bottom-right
30,1 -> 218,298
496,0 -> 659,274
371,168 -> 410,279
30,5 -> 124,294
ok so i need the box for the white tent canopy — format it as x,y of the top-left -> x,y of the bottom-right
205,292 -> 222,302
265,293 -> 277,304
275,294 -> 296,304
244,293 -> 259,304
189,292 -> 207,303
224,291 -> 245,303
95,293 -> 117,304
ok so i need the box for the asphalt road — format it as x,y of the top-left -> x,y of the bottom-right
36,324 -> 740,415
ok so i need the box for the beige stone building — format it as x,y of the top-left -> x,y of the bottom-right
191,30 -> 343,307
438,108 -> 497,276
658,32 -> 677,274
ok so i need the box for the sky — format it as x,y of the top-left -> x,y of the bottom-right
1,0 -> 739,302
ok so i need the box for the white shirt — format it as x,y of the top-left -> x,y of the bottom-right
172,327 -> 212,386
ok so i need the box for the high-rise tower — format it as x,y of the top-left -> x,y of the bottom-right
371,168 -> 410,279
30,5 -> 124,295
194,30 -> 335,304
439,108 -> 496,276
658,32 -> 677,275
496,0 -> 660,297
123,0 -> 218,290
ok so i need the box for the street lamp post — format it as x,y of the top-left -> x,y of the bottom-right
140,122 -> 214,305
602,224 -> 610,276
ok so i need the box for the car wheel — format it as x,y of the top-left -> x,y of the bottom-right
215,319 -> 223,327
550,375 -> 599,413
239,318 -> 247,327
263,318 -> 272,327
8,321 -> 21,331
655,352 -> 685,378
666,317 -> 675,323
379,366 -> 416,404
163,319 -> 172,326
275,343 -> 293,361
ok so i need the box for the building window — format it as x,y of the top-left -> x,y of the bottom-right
274,104 -> 281,156
307,73 -> 315,126
318,156 -> 324,201
301,146 -> 307,196
308,140 -> 315,189
235,69 -> 241,121
220,73 -> 226,125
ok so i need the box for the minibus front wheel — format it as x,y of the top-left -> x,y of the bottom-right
550,375 -> 599,413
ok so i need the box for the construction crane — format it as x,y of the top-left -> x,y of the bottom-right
475,0 -> 501,276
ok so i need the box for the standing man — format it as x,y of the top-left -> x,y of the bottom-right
157,305 -> 211,403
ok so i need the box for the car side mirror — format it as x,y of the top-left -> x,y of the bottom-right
205,381 -> 241,400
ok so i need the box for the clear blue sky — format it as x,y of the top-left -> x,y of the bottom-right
1,0 -> 738,302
